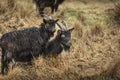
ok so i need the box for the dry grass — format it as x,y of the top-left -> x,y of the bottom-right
0,0 -> 120,80
108,0 -> 120,27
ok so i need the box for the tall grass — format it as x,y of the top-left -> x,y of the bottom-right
0,0 -> 120,80
108,0 -> 120,27
0,0 -> 41,34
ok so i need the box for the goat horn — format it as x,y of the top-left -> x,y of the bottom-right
56,22 -> 63,30
41,14 -> 50,20
49,15 -> 53,19
62,20 -> 68,30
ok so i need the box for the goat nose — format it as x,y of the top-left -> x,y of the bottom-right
67,40 -> 71,45
68,40 -> 71,43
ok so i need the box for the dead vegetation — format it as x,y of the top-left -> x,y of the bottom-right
0,0 -> 120,80
108,0 -> 120,27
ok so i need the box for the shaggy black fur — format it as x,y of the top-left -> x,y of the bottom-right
43,28 -> 74,57
33,0 -> 65,15
0,18 -> 59,75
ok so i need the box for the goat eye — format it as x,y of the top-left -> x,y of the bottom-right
45,24 -> 50,28
61,34 -> 65,38
46,24 -> 50,26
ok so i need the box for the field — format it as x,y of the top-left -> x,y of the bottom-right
0,0 -> 120,80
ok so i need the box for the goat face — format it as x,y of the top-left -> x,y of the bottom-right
43,18 -> 59,36
58,28 -> 74,52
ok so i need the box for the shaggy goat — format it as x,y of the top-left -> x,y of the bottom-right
33,0 -> 65,15
0,17 -> 59,75
43,21 -> 74,57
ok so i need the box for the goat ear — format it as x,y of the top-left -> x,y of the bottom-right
55,19 -> 59,23
43,19 -> 47,23
69,28 -> 74,32
57,30 -> 62,34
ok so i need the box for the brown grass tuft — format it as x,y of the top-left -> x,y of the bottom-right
91,25 -> 104,37
0,0 -> 120,80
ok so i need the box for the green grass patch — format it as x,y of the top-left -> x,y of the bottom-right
63,7 -> 109,27
63,8 -> 78,23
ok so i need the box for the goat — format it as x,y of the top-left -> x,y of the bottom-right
33,0 -> 65,15
43,21 -> 74,57
0,16 -> 59,75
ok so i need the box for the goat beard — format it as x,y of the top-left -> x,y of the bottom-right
46,30 -> 54,37
62,44 -> 70,53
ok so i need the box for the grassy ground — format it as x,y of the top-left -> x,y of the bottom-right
0,0 -> 120,80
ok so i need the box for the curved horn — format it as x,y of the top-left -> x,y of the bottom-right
49,15 -> 53,19
56,22 -> 63,30
41,14 -> 50,20
62,20 -> 68,30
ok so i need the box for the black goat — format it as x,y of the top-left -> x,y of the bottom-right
33,0 -> 65,15
43,21 -> 74,57
0,17 -> 59,75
